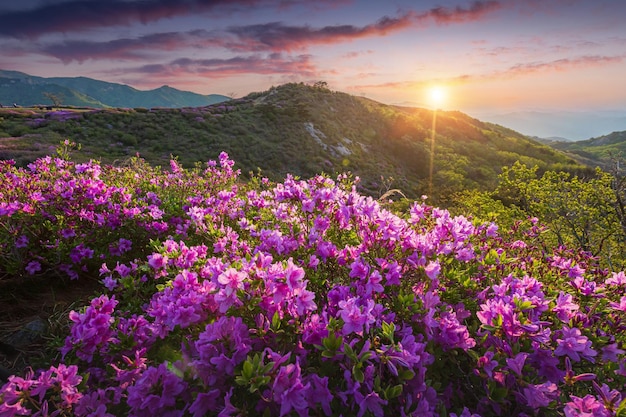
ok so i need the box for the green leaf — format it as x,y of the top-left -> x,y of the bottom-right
343,343 -> 356,361
398,369 -> 415,381
381,321 -> 396,343
359,350 -> 373,362
352,364 -> 364,383
242,360 -> 254,378
387,384 -> 403,399
271,311 -> 281,330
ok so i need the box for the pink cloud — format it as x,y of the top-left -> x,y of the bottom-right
501,55 -> 625,77
350,54 -> 625,92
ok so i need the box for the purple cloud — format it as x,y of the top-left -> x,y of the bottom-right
0,0 -> 340,39
118,53 -> 318,78
34,2 -> 503,63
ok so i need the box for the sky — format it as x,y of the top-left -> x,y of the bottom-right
1,0 -> 625,128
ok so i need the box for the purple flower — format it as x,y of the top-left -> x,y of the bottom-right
609,296 -> 626,312
506,352 -> 528,376
522,381 -> 557,410
15,235 -> 28,248
450,407 -> 482,417
553,292 -> 579,322
127,363 -> 188,415
436,309 -> 476,351
601,342 -> 625,362
215,267 -> 247,313
193,317 -> 251,385
477,351 -> 498,378
555,326 -> 597,362
25,260 -> 41,275
62,295 -> 118,362
606,271 -> 626,286
424,260 -> 441,280
338,297 -> 376,336
147,253 -> 168,270
189,389 -> 221,417
102,275 -> 118,291
593,381 -> 623,411
305,374 -> 333,416
272,362 -> 309,417
357,391 -> 387,417
564,394 -> 610,417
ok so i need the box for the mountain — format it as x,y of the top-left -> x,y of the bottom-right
0,70 -> 230,108
547,130 -> 626,170
0,82 -> 589,202
475,110 -> 626,141
531,136 -> 572,144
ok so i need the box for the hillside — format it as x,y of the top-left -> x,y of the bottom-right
548,130 -> 626,170
0,82 -> 588,201
0,70 -> 230,108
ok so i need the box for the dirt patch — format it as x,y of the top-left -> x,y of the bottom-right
0,275 -> 102,379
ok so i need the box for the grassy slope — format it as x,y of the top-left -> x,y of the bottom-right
0,82 -> 588,201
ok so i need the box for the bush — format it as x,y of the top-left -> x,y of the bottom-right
1,149 -> 625,416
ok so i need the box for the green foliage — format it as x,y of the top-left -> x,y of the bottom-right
453,161 -> 626,269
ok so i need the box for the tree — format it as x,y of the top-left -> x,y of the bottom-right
312,81 -> 329,91
453,161 -> 626,270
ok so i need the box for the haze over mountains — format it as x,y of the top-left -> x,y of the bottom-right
475,110 -> 626,142
0,70 -> 230,109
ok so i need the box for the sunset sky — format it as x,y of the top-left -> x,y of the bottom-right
1,0 -> 625,117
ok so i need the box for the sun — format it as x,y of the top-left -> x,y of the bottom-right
428,85 -> 447,108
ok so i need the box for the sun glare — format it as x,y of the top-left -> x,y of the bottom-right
428,86 -> 446,108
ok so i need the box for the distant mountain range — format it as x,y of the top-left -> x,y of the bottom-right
0,70 -> 230,109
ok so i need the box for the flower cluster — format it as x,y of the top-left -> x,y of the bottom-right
0,142 -> 238,280
1,151 -> 625,416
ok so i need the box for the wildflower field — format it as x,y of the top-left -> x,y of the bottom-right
1,143 -> 625,416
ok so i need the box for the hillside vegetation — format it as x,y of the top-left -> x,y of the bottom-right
0,82 -> 588,202
1,148 -> 625,416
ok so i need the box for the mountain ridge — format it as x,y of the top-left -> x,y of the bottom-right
547,130 -> 626,170
0,70 -> 230,109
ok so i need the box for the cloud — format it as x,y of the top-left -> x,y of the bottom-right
116,53 -> 318,79
222,2 -> 501,51
35,14 -> 416,63
40,32 -> 203,63
36,16 -> 406,62
350,54 -> 625,92
0,0 -> 339,39
421,0 -> 502,25
501,55 -> 625,77
222,14 -> 417,52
